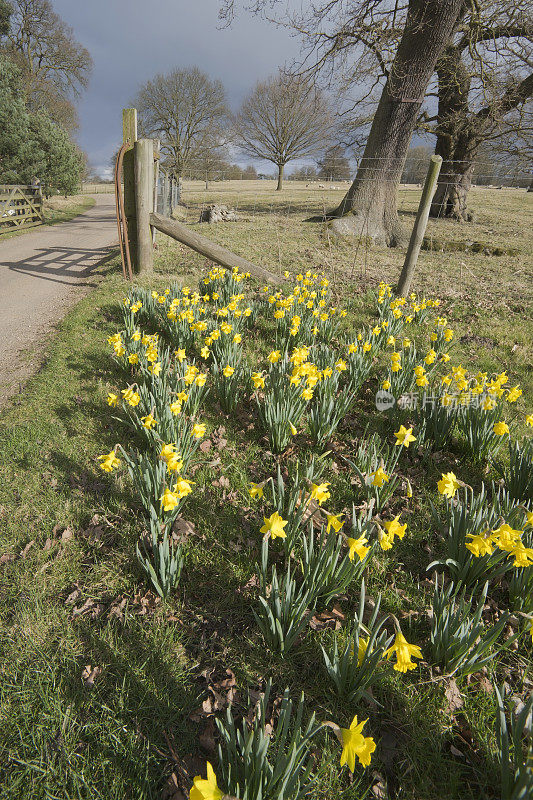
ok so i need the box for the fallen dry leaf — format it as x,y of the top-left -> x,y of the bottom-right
61,526 -> 75,542
445,678 -> 464,714
19,540 -> 35,559
71,598 -> 104,619
81,664 -> 101,688
65,584 -> 82,605
172,517 -> 196,543
309,609 -> 341,631
108,596 -> 127,621
132,591 -> 161,615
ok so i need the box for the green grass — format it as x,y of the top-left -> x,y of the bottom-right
0,196 -> 95,241
0,185 -> 531,799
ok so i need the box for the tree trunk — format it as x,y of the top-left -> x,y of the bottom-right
430,142 -> 478,221
329,0 -> 465,246
276,163 -> 284,191
430,46 -> 478,221
430,48 -> 533,219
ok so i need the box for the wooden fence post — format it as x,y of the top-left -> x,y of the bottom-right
122,108 -> 138,271
396,154 -> 442,297
152,139 -> 160,245
134,138 -> 154,274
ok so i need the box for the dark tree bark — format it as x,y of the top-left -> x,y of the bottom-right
430,48 -> 479,220
277,163 -> 284,191
431,62 -> 533,220
329,0 -> 465,245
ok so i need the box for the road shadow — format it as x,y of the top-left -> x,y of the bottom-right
3,246 -> 118,287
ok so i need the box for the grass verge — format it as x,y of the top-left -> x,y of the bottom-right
0,186 -> 531,799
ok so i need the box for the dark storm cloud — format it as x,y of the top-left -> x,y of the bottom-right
52,0 -> 300,175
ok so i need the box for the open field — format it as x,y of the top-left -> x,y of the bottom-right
0,184 -> 531,799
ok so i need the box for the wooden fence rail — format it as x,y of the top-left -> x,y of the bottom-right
0,185 -> 43,234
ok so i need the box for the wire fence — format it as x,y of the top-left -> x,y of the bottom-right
146,157 -> 529,304
81,153 -> 531,300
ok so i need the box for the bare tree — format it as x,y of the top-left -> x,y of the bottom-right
233,73 -> 332,190
223,1 -> 531,230
317,145 -> 351,181
134,67 -> 229,180
187,137 -> 231,186
2,0 -> 92,130
426,2 -> 532,220
222,1 -> 465,242
402,145 -> 433,183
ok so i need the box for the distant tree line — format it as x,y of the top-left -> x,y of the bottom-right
0,0 -> 89,193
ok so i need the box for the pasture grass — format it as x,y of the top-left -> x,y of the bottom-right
0,184 -> 531,799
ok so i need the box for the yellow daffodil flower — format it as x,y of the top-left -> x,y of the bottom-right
357,637 -> 369,666
347,535 -> 369,561
493,421 -> 509,436
166,453 -> 184,473
510,542 -> 533,568
260,511 -> 288,539
385,631 -> 422,672
189,761 -> 223,800
107,393 -> 119,407
384,515 -> 407,540
160,443 -> 177,462
309,482 -> 331,505
378,528 -> 394,550
370,468 -> 389,488
325,512 -> 344,534
251,372 -> 265,389
507,386 -> 522,403
465,532 -> 494,557
192,423 -> 206,439
339,715 -> 376,771
98,450 -> 120,472
394,425 -> 416,448
249,482 -> 264,500
437,472 -> 461,499
492,524 -> 523,552
174,478 -> 193,499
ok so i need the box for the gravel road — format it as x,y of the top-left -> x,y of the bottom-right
0,195 -> 117,404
